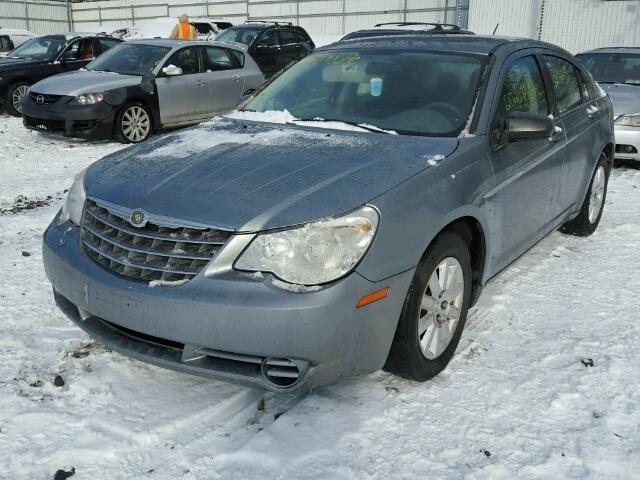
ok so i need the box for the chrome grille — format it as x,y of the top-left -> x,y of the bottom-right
80,199 -> 232,283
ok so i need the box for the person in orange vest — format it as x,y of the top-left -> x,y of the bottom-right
170,14 -> 198,40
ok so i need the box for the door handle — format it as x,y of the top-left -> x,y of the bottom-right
586,105 -> 599,118
232,74 -> 241,82
195,80 -> 207,87
549,126 -> 564,142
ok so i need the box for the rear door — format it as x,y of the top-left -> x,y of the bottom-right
156,46 -> 211,125
487,53 -> 565,272
249,27 -> 280,77
203,45 -> 245,114
541,54 -> 606,216
277,28 -> 307,68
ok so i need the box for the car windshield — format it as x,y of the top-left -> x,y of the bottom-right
87,43 -> 170,76
242,49 -> 485,136
8,35 -> 66,60
216,26 -> 262,45
577,53 -> 640,86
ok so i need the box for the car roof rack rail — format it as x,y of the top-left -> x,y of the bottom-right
374,22 -> 461,30
244,20 -> 293,26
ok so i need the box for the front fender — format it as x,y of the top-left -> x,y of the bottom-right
356,137 -> 496,284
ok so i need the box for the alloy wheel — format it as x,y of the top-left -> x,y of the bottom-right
12,85 -> 29,114
588,165 -> 606,224
418,257 -> 465,360
121,106 -> 150,142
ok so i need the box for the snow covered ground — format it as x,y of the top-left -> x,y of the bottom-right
1,115 -> 639,479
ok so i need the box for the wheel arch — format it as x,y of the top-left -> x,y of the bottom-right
423,214 -> 489,307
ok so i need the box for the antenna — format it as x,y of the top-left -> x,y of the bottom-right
492,23 -> 499,35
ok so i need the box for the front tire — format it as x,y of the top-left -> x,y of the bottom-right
385,232 -> 472,381
115,103 -> 152,143
5,82 -> 30,117
560,153 -> 610,236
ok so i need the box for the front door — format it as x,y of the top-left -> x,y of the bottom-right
487,53 -> 565,274
203,46 -> 245,114
156,46 -> 211,125
542,54 -> 606,216
57,38 -> 95,72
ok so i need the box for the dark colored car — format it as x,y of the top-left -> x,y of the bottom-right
341,22 -> 475,41
215,21 -> 314,77
44,35 -> 614,392
0,33 -> 122,116
22,39 -> 264,143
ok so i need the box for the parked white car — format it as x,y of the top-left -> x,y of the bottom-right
0,28 -> 36,53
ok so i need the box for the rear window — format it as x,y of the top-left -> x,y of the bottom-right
216,26 -> 262,46
577,52 -> 640,86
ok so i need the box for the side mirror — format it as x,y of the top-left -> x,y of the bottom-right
162,64 -> 183,76
507,112 -> 554,142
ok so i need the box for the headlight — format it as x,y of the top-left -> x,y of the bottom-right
76,93 -> 104,105
235,206 -> 379,285
614,113 -> 640,127
59,169 -> 86,226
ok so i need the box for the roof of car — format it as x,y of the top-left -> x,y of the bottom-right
578,47 -> 640,55
126,38 -> 247,51
323,34 -> 533,55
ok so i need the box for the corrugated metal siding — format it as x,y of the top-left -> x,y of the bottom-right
68,0 -> 469,37
469,0 -> 640,53
0,0 -> 69,34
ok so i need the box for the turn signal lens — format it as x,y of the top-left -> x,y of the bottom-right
356,287 -> 390,308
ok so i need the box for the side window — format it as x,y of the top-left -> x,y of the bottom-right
257,29 -> 278,48
229,49 -> 245,67
492,56 -> 549,147
165,47 -> 201,75
204,47 -> 236,71
98,38 -> 120,53
0,36 -> 13,52
60,40 -> 80,60
280,30 -> 304,45
544,55 -> 583,114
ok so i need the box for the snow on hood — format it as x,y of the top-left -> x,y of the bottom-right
29,70 -> 141,96
599,83 -> 640,117
85,117 -> 458,231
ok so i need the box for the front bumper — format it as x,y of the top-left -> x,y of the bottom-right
614,125 -> 640,162
22,95 -> 118,140
43,218 -> 414,392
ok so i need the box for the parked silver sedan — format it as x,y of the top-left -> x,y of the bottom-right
22,39 -> 265,143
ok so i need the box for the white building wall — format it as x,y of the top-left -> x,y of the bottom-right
469,0 -> 640,53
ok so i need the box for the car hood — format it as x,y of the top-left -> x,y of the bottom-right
30,70 -> 141,96
600,83 -> 640,116
85,118 -> 459,231
0,56 -> 47,71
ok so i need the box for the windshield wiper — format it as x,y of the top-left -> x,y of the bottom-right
290,117 -> 393,134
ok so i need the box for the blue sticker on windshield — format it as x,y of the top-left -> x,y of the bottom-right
370,77 -> 383,97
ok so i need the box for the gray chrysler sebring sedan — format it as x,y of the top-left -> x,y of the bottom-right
43,35 -> 614,392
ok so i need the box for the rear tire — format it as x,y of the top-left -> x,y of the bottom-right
115,102 -> 152,143
560,153 -> 610,236
5,82 -> 30,117
385,232 -> 472,381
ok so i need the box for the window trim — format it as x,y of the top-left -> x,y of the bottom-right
489,53 -> 552,150
203,45 -> 241,71
540,53 -> 587,118
161,46 -> 204,76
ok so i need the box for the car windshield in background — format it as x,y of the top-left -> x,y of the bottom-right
87,43 -> 170,76
216,26 -> 262,45
8,35 -> 66,60
577,53 -> 640,86
243,50 -> 485,136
